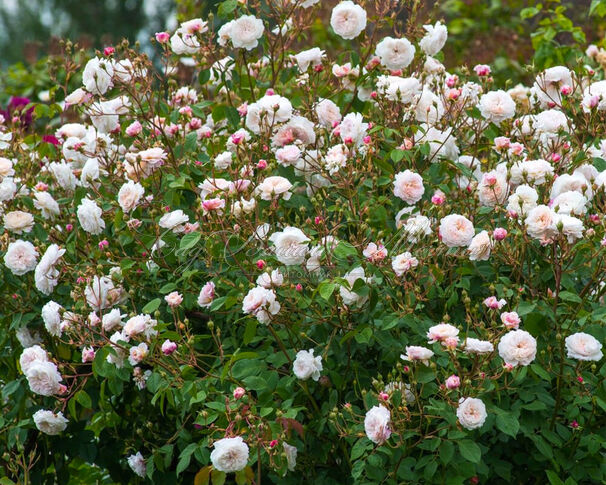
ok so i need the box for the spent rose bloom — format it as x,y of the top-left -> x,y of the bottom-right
33,410 -> 68,435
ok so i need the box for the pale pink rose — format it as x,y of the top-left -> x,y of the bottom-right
393,170 -> 425,204
198,282 -> 216,308
233,387 -> 246,399
500,311 -> 521,329
401,346 -> 434,365
427,323 -> 459,345
483,296 -> 506,309
330,1 -> 367,40
456,397 -> 487,430
364,405 -> 391,444
498,330 -> 537,367
165,291 -> 183,307
445,375 -> 460,389
81,347 -> 95,363
363,242 -> 387,262
161,339 -> 178,355
439,214 -> 475,248
126,120 -> 142,136
493,227 -> 508,240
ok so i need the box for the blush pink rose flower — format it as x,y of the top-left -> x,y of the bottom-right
393,170 -> 425,204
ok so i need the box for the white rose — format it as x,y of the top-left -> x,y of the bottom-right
229,15 -> 265,50
77,198 -> 105,235
391,252 -> 419,277
402,215 -> 432,242
102,308 -> 125,332
293,349 -> 323,381
127,452 -> 146,478
330,1 -> 367,40
159,210 -> 189,233
339,267 -> 370,306
532,66 -> 571,107
315,98 -> 342,127
376,76 -> 421,103
269,227 -> 310,265
525,205 -> 557,241
210,437 -> 249,473
19,345 -> 49,375
3,210 -> 34,234
34,244 -> 66,295
427,323 -> 459,344
558,214 -> 584,243
415,87 -> 444,124
291,47 -> 325,72
118,180 -> 144,213
456,397 -> 487,430
33,410 -> 68,435
401,345 -> 434,365
4,240 -> 38,276
509,159 -> 553,186
33,191 -> 60,219
463,338 -> 494,354
242,286 -> 281,324
32,409 -> 68,436
82,57 -> 114,95
419,21 -> 447,56
565,332 -> 603,361
375,37 -> 415,70
478,90 -> 516,123
42,301 -> 63,337
498,329 -> 537,367
364,405 -> 391,444
25,360 -> 63,396
506,185 -> 538,216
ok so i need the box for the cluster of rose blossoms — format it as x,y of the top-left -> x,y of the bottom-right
2,0 -> 606,477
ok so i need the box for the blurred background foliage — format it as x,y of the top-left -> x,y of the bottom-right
1,0 -> 606,106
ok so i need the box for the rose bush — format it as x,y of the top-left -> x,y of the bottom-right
0,0 -> 605,484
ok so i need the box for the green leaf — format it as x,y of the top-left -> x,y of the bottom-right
211,469 -> 226,485
318,282 -> 336,300
142,298 -> 161,314
243,319 -> 257,345
545,470 -> 565,485
217,0 -> 238,18
180,232 -> 202,251
559,291 -> 582,304
439,441 -> 454,464
531,363 -> 552,382
458,440 -> 481,463
496,413 -> 519,437
74,390 -> 92,409
177,443 -> 197,475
